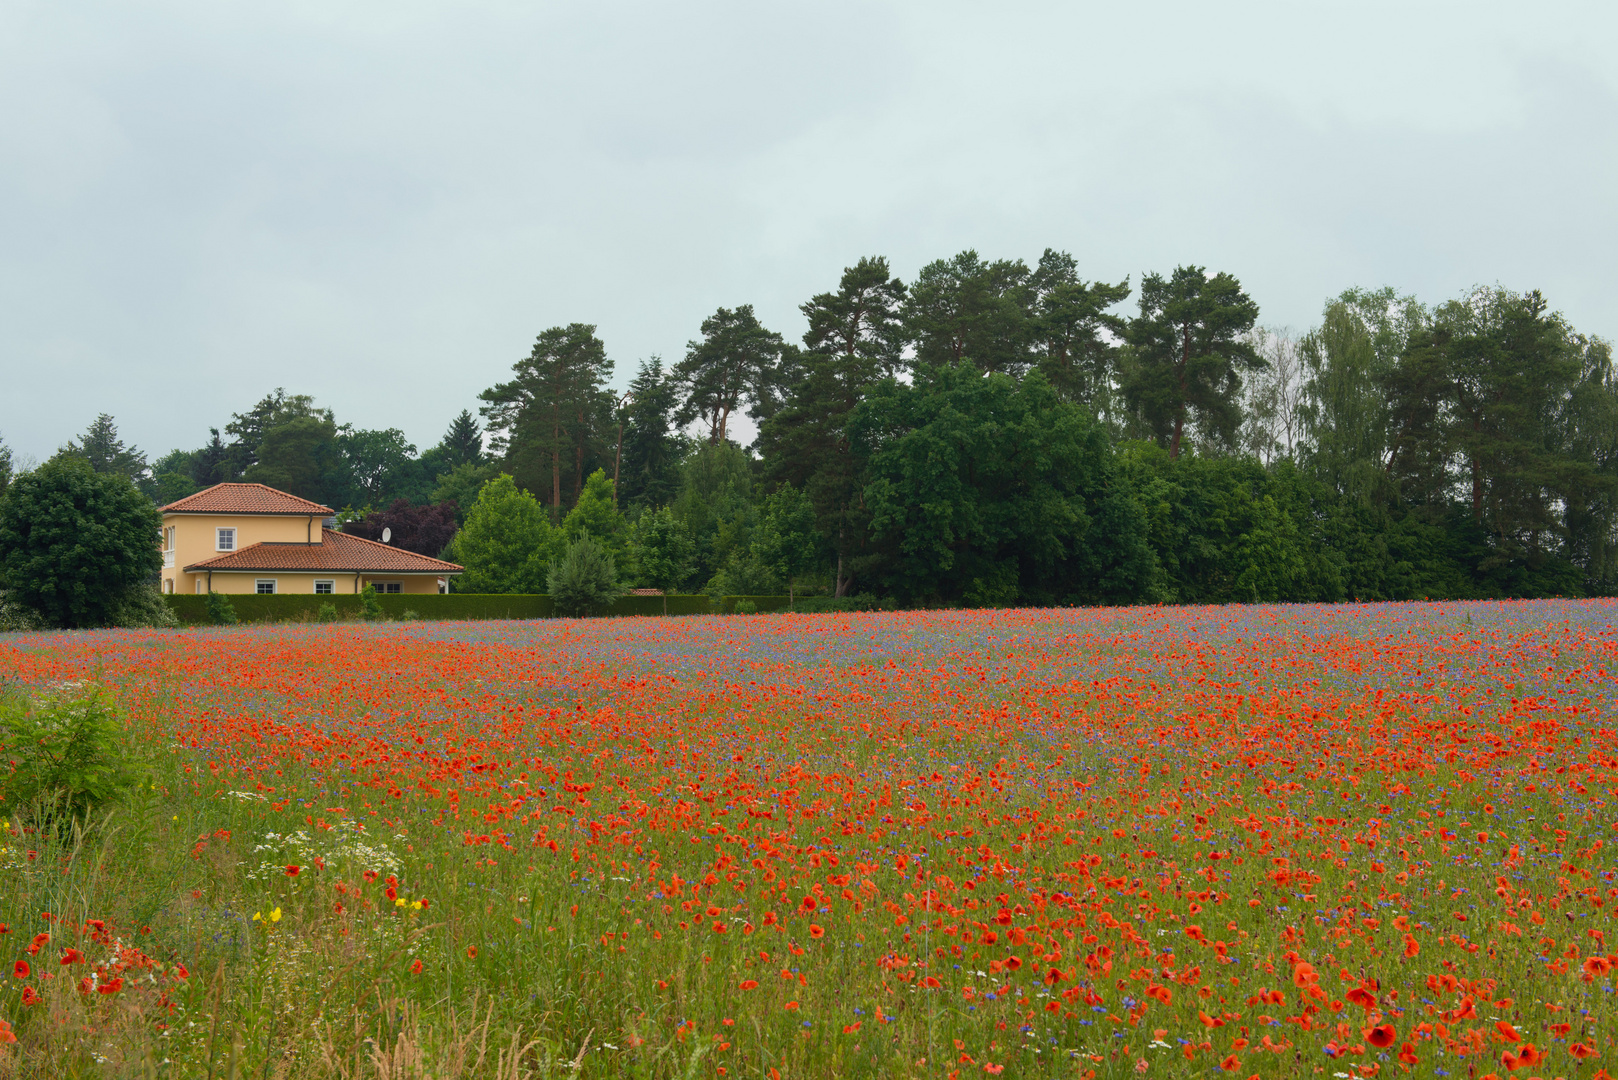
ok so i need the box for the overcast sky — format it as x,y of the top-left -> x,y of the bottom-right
3,0 -> 1615,463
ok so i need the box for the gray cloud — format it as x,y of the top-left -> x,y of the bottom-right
2,0 -> 1614,461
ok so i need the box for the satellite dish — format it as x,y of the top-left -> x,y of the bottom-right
381,527 -> 392,544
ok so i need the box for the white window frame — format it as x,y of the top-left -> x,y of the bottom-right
314,580 -> 335,595
255,579 -> 277,594
216,527 -> 236,552
196,579 -> 204,595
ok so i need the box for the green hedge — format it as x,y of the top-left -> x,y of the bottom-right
718,595 -> 793,614
162,593 -> 714,625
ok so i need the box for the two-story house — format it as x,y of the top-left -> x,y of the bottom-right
158,483 -> 462,595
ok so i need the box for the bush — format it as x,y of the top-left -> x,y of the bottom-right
0,688 -> 143,828
0,456 -> 162,628
719,595 -> 791,614
547,534 -> 626,618
105,584 -> 179,629
0,590 -> 42,633
316,602 -> 338,623
204,590 -> 238,626
401,608 -> 419,621
360,585 -> 386,622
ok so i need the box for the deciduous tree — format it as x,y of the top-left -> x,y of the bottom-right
0,457 -> 162,628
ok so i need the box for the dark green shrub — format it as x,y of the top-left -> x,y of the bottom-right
316,602 -> 338,623
162,592 -> 713,624
400,608 -> 419,621
205,590 -> 238,626
106,584 -> 179,629
547,534 -> 626,618
0,590 -> 42,633
360,585 -> 385,622
0,456 -> 162,628
0,689 -> 142,827
719,595 -> 791,614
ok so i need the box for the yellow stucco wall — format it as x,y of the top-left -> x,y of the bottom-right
194,572 -> 445,596
159,512 -> 323,595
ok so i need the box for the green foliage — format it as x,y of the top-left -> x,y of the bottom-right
105,584 -> 179,629
1122,265 -> 1262,457
630,507 -> 696,604
562,469 -> 625,563
0,433 -> 14,500
246,413 -> 347,506
170,592 -> 560,623
672,441 -> 758,586
62,413 -> 149,484
674,305 -> 791,444
0,455 -> 163,628
546,533 -> 626,618
315,602 -> 338,623
205,590 -> 239,626
432,461 -> 500,525
0,689 -> 143,827
454,474 -> 558,593
480,323 -> 614,512
360,585 -> 386,622
619,359 -> 687,510
718,595 -> 791,614
852,364 -> 1156,607
751,484 -> 821,603
0,590 -> 43,633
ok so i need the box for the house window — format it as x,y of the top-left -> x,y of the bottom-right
314,580 -> 335,595
196,579 -> 204,595
255,579 -> 277,594
217,528 -> 236,552
165,526 -> 176,550
163,579 -> 174,594
371,582 -> 402,594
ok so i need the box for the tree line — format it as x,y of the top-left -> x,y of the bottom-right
4,248 -> 1616,611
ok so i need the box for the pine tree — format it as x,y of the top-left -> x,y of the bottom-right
619,359 -> 684,509
1028,249 -> 1131,410
439,410 -> 485,468
1121,266 -> 1262,458
480,324 -> 613,513
901,250 -> 1035,376
673,306 -> 789,445
65,414 -> 147,481
760,257 -> 906,596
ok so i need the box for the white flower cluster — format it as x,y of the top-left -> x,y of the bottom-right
244,829 -> 403,882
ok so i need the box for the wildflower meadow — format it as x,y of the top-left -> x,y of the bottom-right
0,600 -> 1615,1079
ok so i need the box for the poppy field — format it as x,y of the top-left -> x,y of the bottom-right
1,600 -> 1616,1079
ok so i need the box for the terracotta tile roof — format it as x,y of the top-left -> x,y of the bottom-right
160,483 -> 335,516
185,529 -> 461,574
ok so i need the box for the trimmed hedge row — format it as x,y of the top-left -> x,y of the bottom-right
717,595 -> 792,614
163,593 -> 716,625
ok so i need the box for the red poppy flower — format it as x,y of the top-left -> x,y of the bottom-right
11,960 -> 28,979
97,977 -> 123,994
409,959 -> 423,974
285,865 -> 301,877
739,980 -> 758,990
808,924 -> 824,939
19,987 -> 39,1007
1365,1024 -> 1396,1049
59,948 -> 84,966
